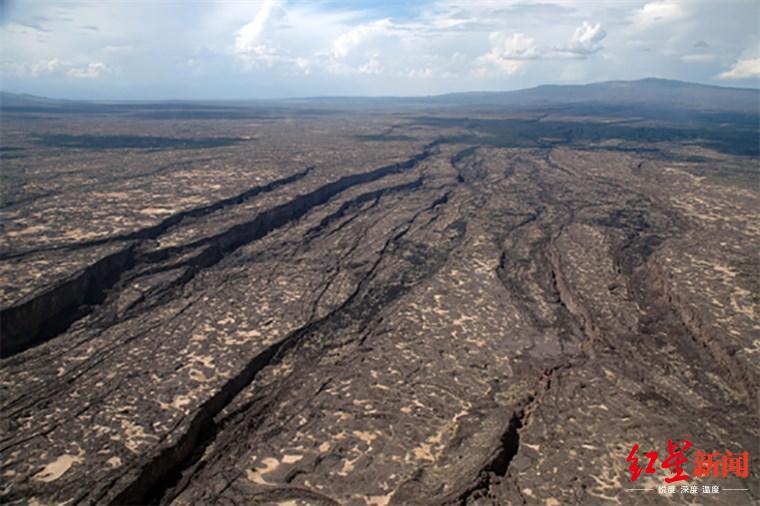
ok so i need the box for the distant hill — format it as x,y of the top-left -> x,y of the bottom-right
2,79 -> 758,116
426,78 -> 760,114
0,91 -> 80,107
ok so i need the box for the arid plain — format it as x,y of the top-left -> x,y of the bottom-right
1,80 -> 758,505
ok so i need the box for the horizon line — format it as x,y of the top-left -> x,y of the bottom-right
2,77 -> 759,104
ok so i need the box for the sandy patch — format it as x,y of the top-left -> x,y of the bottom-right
33,453 -> 83,482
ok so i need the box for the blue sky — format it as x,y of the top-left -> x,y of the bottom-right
1,0 -> 758,99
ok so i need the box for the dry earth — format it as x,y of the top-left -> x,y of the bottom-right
1,102 -> 758,505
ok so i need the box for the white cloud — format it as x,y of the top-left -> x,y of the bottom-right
2,0 -> 758,98
631,0 -> 686,29
3,58 -> 110,79
67,62 -> 109,78
332,19 -> 393,59
716,58 -> 760,80
233,0 -> 285,67
479,21 -> 607,75
556,21 -> 606,57
358,54 -> 384,75
478,32 -> 538,75
491,32 -> 540,60
295,57 -> 311,75
34,58 -> 67,75
235,0 -> 278,54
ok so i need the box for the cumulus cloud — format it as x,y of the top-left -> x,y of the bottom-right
479,21 -> 606,75
332,19 -> 393,60
34,58 -> 67,75
234,0 -> 284,67
324,17 -> 449,77
478,32 -> 538,75
358,54 -> 384,75
492,32 -> 540,60
631,0 -> 686,29
2,0 -> 758,98
235,0 -> 277,53
555,21 -> 606,57
231,2 -> 399,74
716,57 -> 760,80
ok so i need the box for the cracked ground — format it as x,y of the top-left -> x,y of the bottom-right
0,103 -> 758,506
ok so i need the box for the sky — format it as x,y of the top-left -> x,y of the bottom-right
1,0 -> 758,99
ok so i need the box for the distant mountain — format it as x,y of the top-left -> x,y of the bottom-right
0,91 -> 80,107
427,78 -> 760,113
2,79 -> 758,116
